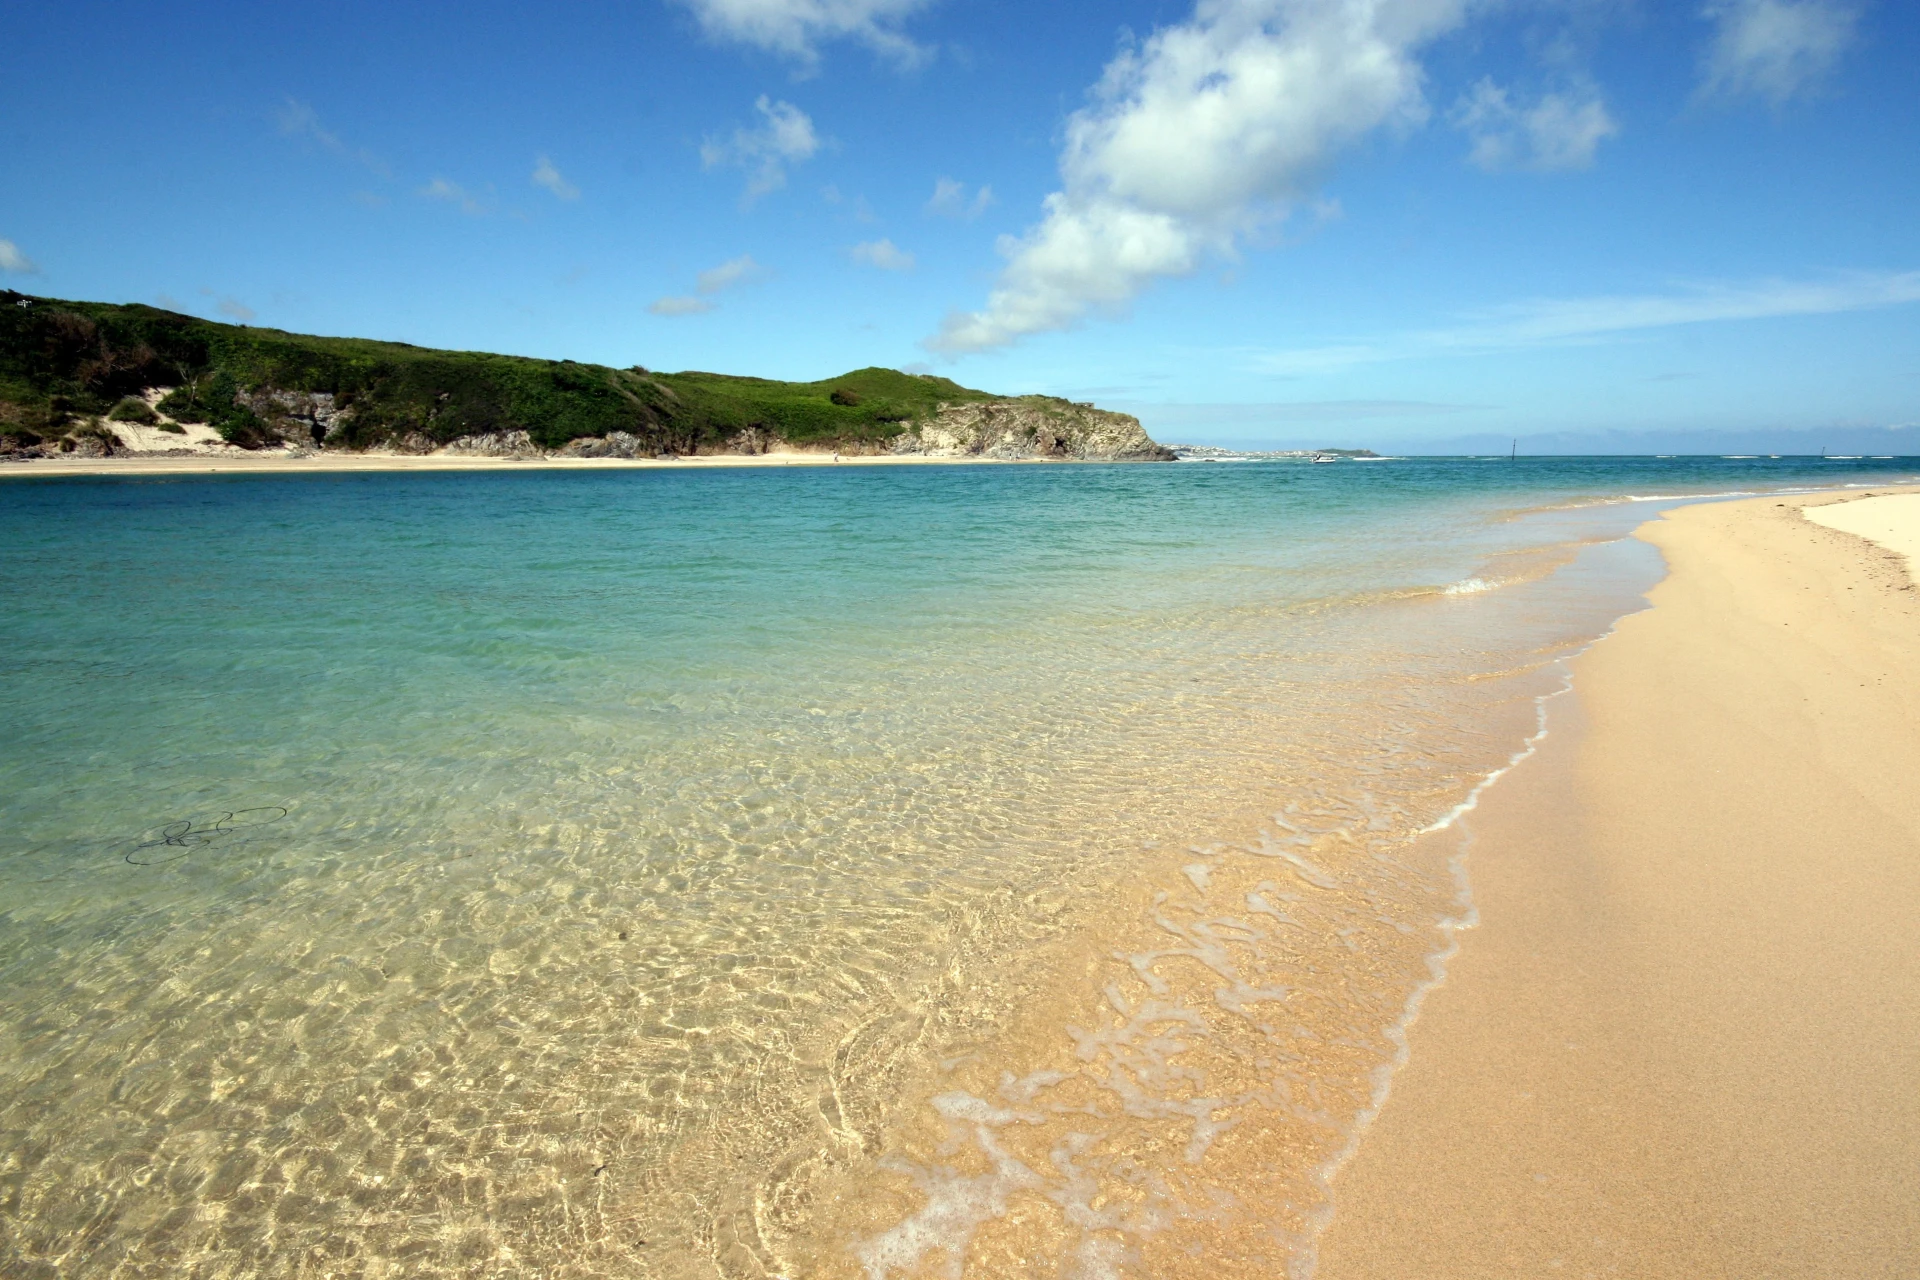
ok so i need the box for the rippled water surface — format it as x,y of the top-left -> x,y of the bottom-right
1,456 -> 1913,1279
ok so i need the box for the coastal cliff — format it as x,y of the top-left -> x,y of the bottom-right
0,292 -> 1172,463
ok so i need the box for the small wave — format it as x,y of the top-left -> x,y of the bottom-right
1442,577 -> 1498,595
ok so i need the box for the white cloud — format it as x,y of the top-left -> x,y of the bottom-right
1255,270 -> 1920,372
1452,78 -> 1617,172
532,155 -> 580,200
701,97 -> 820,203
649,254 -> 769,318
851,238 -> 916,270
277,99 -> 391,178
673,0 -> 933,67
0,239 -> 38,274
927,0 -> 1472,356
925,177 -> 993,220
697,254 -> 768,293
648,295 -> 717,316
420,177 -> 489,215
1701,0 -> 1858,102
217,297 -> 257,323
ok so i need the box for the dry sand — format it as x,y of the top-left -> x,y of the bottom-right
1807,493 -> 1920,578
1315,488 -> 1920,1279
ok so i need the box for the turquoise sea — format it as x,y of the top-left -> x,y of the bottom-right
2,456 -> 1914,1279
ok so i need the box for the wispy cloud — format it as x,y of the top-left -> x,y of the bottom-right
531,155 -> 580,200
823,184 -> 879,222
1701,0 -> 1859,103
697,254 -> 768,293
0,239 -> 39,274
277,99 -> 391,178
672,0 -> 934,69
649,253 -> 770,318
851,238 -> 915,270
217,296 -> 257,323
420,177 -> 489,215
647,295 -> 716,317
1254,270 -> 1920,374
925,177 -> 993,220
1452,78 -> 1617,172
702,97 -> 820,203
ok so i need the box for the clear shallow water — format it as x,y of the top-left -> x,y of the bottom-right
0,456 -> 1913,1279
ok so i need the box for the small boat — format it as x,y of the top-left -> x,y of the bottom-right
1310,453 -> 1340,463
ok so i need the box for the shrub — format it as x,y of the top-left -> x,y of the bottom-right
155,385 -> 208,423
108,396 -> 159,424
830,387 -> 862,406
157,422 -> 186,434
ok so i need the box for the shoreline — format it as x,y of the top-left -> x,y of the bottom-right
0,449 -> 1103,480
1313,486 -> 1920,1278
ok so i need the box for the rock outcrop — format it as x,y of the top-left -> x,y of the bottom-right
243,389 -> 349,446
432,430 -> 543,459
548,400 -> 1174,463
890,399 -> 1173,461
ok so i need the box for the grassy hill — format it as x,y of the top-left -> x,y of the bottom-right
0,291 -> 1006,454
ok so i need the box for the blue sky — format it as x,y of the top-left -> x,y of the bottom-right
4,0 -> 1916,451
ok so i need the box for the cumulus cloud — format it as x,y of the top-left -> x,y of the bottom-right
1701,0 -> 1858,102
277,99 -> 391,178
1452,78 -> 1617,171
673,0 -> 934,67
927,0 -> 1472,356
0,239 -> 38,274
1255,269 -> 1920,372
648,295 -> 717,316
420,177 -> 489,215
532,155 -> 580,200
697,254 -> 768,292
851,238 -> 916,270
925,177 -> 994,220
702,97 -> 820,203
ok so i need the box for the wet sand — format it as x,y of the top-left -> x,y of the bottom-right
1315,488 -> 1920,1278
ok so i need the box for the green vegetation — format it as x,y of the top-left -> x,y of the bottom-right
107,396 -> 158,424
0,290 -> 1000,453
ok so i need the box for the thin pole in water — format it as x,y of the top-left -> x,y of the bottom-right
1510,438 -> 1517,461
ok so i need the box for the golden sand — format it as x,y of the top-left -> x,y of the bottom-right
1314,488 -> 1920,1278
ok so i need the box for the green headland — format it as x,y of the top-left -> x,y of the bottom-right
0,291 -> 1171,461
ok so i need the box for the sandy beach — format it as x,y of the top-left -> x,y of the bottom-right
0,448 -> 1068,480
1315,488 -> 1920,1277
